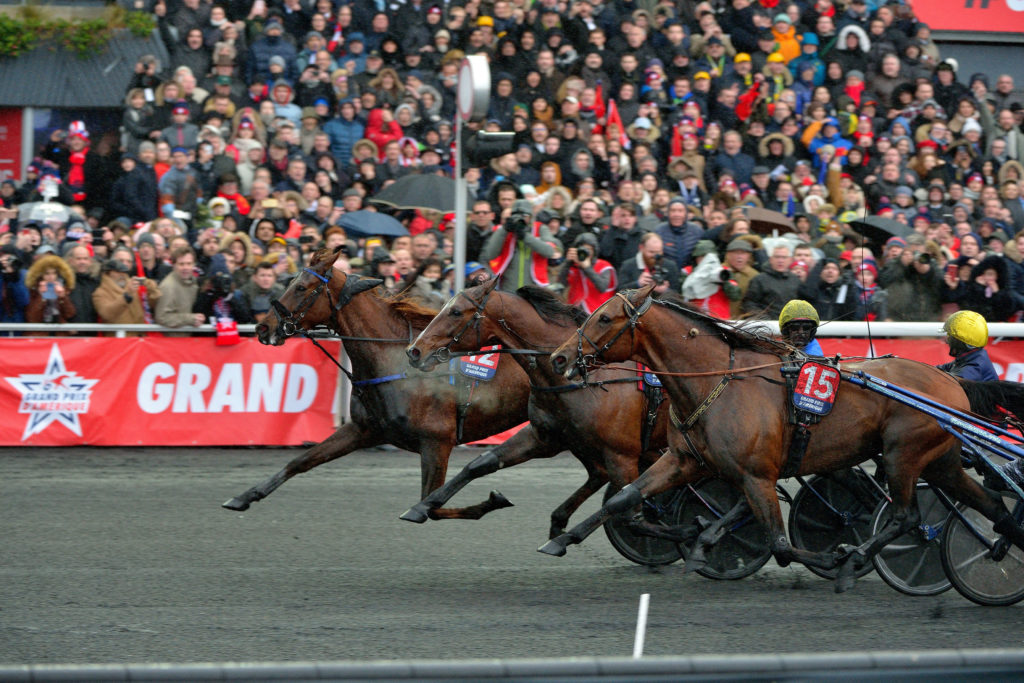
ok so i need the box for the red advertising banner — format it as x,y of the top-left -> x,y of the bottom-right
0,337 -> 340,446
911,0 -> 1024,33
0,108 -> 23,183
818,338 -> 1024,381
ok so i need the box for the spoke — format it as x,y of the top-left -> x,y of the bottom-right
951,545 -> 991,572
902,547 -> 932,585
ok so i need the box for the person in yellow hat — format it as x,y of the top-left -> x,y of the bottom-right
936,310 -> 997,381
779,299 -> 823,355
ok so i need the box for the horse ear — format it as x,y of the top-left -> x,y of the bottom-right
348,275 -> 383,296
635,283 -> 657,302
481,276 -> 499,294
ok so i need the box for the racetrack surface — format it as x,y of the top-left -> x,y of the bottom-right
3,446 -> 1024,665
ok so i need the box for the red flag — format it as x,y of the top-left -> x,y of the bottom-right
594,81 -> 606,121
605,99 -> 630,150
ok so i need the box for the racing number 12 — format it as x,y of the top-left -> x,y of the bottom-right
798,364 -> 837,400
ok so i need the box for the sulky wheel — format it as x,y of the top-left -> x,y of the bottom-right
941,495 -> 1024,606
870,483 -> 951,596
788,470 -> 881,580
601,484 -> 686,567
672,478 -> 772,580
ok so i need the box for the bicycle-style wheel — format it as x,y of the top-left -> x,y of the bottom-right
672,478 -> 772,580
941,496 -> 1024,606
871,483 -> 951,596
788,471 -> 879,580
602,485 -> 685,567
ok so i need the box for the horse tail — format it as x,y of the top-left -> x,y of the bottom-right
958,379 -> 1024,425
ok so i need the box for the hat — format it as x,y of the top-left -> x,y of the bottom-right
773,13 -> 791,24
885,236 -> 907,248
301,107 -> 319,120
968,173 -> 984,184
922,98 -> 940,109
135,232 -> 156,249
477,15 -> 494,26
367,49 -> 382,59
348,31 -> 365,44
238,117 -> 255,131
208,197 -> 230,212
858,262 -> 878,278
790,260 -> 808,271
372,251 -> 396,264
707,36 -> 723,46
427,6 -> 442,15
752,165 -> 770,175
692,240 -> 717,258
272,78 -> 292,91
668,197 -> 688,209
633,116 -> 652,129
838,250 -> 853,262
802,33 -> 819,46
172,103 -> 189,116
269,56 -> 287,68
694,71 -> 711,81
895,186 -> 913,196
512,199 -> 534,215
767,53 -> 785,64
564,95 -> 579,105
847,69 -> 865,81
264,18 -> 283,32
105,258 -> 133,273
734,53 -> 751,63
961,118 -> 982,135
726,238 -> 753,253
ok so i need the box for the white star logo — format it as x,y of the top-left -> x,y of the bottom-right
6,344 -> 99,441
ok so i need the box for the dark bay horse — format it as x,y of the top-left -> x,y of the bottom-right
403,281 -> 711,538
546,286 -> 1024,591
227,247 -> 531,519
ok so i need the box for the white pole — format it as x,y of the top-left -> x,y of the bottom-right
453,113 -> 466,295
632,593 -> 650,659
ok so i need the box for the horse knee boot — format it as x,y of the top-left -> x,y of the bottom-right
605,484 -> 644,516
993,514 -> 1024,549
465,450 -> 501,478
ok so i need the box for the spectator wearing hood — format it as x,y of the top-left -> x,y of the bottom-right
558,232 -> 617,315
486,73 -> 519,129
655,197 -> 704,270
789,33 -> 826,87
323,99 -> 365,166
682,240 -> 741,319
247,19 -> 298,85
945,254 -> 1017,322
24,253 -> 76,327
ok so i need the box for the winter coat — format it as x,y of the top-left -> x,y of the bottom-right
741,268 -> 801,318
363,109 -> 403,161
92,272 -> 161,330
66,263 -> 101,324
155,272 -> 199,331
946,255 -> 1017,322
24,255 -> 76,325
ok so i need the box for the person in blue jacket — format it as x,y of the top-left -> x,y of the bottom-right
779,299 -> 824,355
937,310 -> 998,382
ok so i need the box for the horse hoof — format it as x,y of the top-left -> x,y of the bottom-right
488,490 -> 514,510
538,535 -> 571,557
400,504 -> 431,523
834,562 -> 858,594
683,553 -> 707,575
222,497 -> 250,511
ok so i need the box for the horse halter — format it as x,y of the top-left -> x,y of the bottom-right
271,267 -> 334,339
574,291 -> 652,377
429,287 -> 492,363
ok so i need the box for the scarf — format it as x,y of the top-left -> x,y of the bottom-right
68,149 -> 88,201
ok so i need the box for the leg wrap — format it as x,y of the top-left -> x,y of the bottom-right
605,484 -> 644,515
465,450 -> 501,478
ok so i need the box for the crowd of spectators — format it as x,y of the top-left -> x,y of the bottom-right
2,0 -> 1024,336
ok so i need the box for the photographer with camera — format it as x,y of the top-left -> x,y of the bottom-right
616,233 -> 680,295
194,255 -> 253,327
480,199 -> 562,293
681,240 -> 741,319
25,253 -> 77,329
877,233 -> 946,322
0,244 -> 30,329
558,233 -> 617,314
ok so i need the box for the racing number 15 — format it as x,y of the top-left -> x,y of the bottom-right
798,364 -> 838,400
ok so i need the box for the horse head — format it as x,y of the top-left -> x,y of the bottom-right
257,246 -> 381,346
407,277 -> 499,371
550,284 -> 655,378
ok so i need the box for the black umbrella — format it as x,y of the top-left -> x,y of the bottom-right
368,173 -> 473,214
336,210 -> 409,238
847,216 -> 912,246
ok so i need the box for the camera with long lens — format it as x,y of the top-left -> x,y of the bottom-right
506,211 -> 531,239
916,252 -> 932,265
575,245 -> 592,262
650,253 -> 667,285
211,271 -> 234,296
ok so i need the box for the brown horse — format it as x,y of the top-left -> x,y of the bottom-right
403,281 -> 710,539
547,286 -> 1024,591
226,247 -> 531,519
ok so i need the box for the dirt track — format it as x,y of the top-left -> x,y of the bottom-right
3,446 -> 1024,665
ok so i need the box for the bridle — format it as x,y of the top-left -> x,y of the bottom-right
428,286 -> 494,363
271,266 -> 336,339
572,290 -> 652,379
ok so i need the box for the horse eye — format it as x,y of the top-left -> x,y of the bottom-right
296,284 -> 306,292
599,314 -> 611,324
449,307 -> 461,317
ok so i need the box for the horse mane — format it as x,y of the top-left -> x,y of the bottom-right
516,286 -> 588,327
385,291 -> 443,328
959,379 -> 1024,425
652,292 -> 793,356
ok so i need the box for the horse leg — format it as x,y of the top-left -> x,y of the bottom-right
222,423 -> 378,511
548,460 -> 608,539
538,448 -> 701,557
417,429 -> 562,521
683,497 -> 751,575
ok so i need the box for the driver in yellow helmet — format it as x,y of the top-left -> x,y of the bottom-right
779,299 -> 824,356
937,310 -> 998,382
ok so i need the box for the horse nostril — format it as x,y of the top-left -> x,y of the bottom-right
551,354 -> 566,373
407,347 -> 420,361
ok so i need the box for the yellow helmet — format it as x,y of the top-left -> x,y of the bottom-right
779,300 -> 820,328
943,310 -> 988,348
